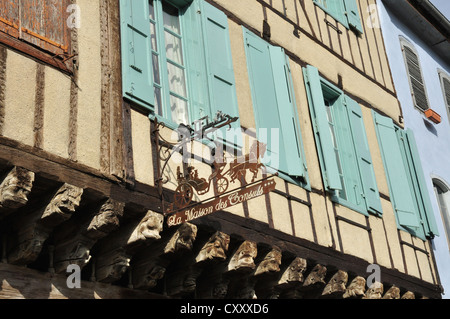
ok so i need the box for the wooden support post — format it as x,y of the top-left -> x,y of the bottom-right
52,199 -> 125,273
6,183 -> 83,265
94,210 -> 164,283
301,263 -> 327,297
196,240 -> 258,299
130,222 -> 197,290
164,231 -> 231,297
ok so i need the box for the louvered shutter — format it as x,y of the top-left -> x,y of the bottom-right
402,44 -> 429,111
442,76 -> 450,119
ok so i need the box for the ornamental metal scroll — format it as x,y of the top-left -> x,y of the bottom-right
152,112 -> 277,226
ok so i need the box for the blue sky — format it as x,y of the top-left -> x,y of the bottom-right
429,0 -> 450,18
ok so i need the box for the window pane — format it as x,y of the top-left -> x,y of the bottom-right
150,22 -> 157,51
435,183 -> 450,249
162,2 -> 180,34
165,31 -> 184,65
152,53 -> 160,84
149,0 -> 155,21
170,95 -> 189,125
167,62 -> 187,97
155,86 -> 162,116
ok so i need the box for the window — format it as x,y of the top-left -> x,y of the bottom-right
433,179 -> 450,251
373,111 -> 439,240
120,0 -> 242,148
304,65 -> 382,216
400,38 -> 430,112
243,28 -> 309,187
0,0 -> 72,71
313,0 -> 363,33
438,70 -> 450,123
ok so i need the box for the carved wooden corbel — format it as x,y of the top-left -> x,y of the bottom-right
382,285 -> 401,299
245,246 -> 283,299
254,246 -> 282,276
94,210 -> 164,283
267,257 -> 308,299
278,257 -> 308,287
363,282 -> 384,299
343,276 -> 366,299
7,183 -> 83,266
321,270 -> 348,298
227,241 -> 257,273
129,222 -> 197,290
52,199 -> 125,273
165,231 -> 231,297
0,167 -> 35,218
401,291 -> 415,299
302,264 -> 327,291
195,231 -> 230,264
223,241 -> 259,299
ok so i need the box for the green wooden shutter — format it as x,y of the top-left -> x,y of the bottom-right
346,97 -> 382,215
202,1 -> 242,149
304,65 -> 342,191
405,129 -> 439,237
269,47 -> 306,178
373,112 -> 420,230
313,0 -> 348,28
183,1 -> 210,122
244,29 -> 282,170
120,0 -> 154,108
343,0 -> 363,33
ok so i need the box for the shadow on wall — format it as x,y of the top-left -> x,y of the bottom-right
423,119 -> 438,136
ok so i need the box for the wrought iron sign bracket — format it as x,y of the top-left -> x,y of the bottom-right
152,112 -> 277,226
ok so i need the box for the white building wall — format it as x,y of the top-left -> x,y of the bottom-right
378,1 -> 450,298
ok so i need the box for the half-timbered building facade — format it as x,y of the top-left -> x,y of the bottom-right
0,0 -> 443,299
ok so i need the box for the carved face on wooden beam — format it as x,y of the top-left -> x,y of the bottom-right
0,167 -> 34,208
165,223 -> 198,254
137,211 -> 164,241
133,261 -> 166,290
42,184 -> 83,220
254,247 -> 282,276
228,241 -> 257,271
87,199 -> 124,236
196,231 -> 230,263
278,257 -> 308,285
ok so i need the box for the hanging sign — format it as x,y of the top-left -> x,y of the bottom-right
152,113 -> 277,227
167,177 -> 276,227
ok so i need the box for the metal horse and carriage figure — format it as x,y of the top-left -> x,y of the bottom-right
153,111 -> 276,223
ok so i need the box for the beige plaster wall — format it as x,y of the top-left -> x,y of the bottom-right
43,67 -> 71,158
75,0 -> 102,170
3,50 -> 36,146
